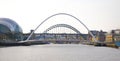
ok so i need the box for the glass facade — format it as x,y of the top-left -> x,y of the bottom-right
0,18 -> 23,42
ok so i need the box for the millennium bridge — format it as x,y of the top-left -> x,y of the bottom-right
0,13 -> 98,46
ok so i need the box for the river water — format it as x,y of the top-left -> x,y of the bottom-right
0,44 -> 120,61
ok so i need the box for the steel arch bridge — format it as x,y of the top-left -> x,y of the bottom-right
43,24 -> 81,34
26,13 -> 97,43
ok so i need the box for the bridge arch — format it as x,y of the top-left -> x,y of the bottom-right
26,13 -> 96,42
43,24 -> 81,34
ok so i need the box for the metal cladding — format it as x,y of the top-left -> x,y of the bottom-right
0,18 -> 23,41
0,18 -> 22,33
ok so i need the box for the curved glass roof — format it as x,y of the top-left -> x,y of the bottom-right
0,18 -> 23,33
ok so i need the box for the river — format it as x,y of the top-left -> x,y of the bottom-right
0,44 -> 120,61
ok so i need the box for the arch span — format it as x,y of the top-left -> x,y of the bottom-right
26,13 -> 97,42
43,24 -> 81,34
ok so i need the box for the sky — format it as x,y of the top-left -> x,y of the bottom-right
0,0 -> 120,33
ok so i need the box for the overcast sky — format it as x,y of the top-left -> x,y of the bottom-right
0,0 -> 120,33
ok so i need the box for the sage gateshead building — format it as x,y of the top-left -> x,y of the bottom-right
0,18 -> 23,43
